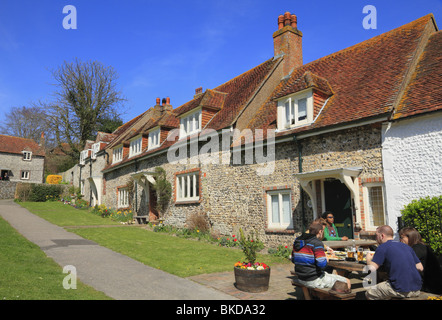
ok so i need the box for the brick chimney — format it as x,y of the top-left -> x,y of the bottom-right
273,12 -> 303,76
194,87 -> 203,99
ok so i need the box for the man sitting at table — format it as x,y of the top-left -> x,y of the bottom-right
365,225 -> 423,300
292,221 -> 351,291
322,211 -> 348,241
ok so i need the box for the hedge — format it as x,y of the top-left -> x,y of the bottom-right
401,195 -> 442,256
29,184 -> 64,202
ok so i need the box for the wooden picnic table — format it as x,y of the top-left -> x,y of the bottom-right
327,260 -> 368,276
324,239 -> 377,250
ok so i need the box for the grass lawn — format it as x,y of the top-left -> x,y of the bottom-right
18,201 -> 120,226
71,227 -> 289,278
0,216 -> 112,300
19,201 -> 290,278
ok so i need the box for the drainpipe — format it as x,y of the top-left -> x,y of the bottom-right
104,150 -> 110,165
89,159 -> 92,206
294,136 -> 306,232
134,159 -> 138,212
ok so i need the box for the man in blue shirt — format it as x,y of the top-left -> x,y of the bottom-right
365,225 -> 423,300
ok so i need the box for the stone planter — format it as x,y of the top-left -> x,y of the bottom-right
234,267 -> 271,293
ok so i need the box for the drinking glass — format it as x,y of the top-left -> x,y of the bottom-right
357,247 -> 364,261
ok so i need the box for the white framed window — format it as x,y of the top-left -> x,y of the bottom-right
118,188 -> 129,208
129,136 -> 142,157
277,89 -> 313,130
267,190 -> 293,229
91,143 -> 101,159
21,170 -> 30,180
22,151 -> 32,161
79,150 -> 90,165
363,182 -> 386,230
112,145 -> 123,163
176,171 -> 200,202
180,108 -> 202,139
148,127 -> 160,150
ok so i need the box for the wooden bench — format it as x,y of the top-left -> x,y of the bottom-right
291,277 -> 356,300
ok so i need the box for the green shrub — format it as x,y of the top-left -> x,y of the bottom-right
268,245 -> 291,259
29,184 -> 63,202
238,228 -> 264,264
401,195 -> 442,256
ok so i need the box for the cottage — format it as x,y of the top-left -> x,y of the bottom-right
0,134 -> 45,184
71,12 -> 441,247
382,30 -> 442,227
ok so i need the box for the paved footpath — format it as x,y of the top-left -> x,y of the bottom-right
0,199 -> 237,300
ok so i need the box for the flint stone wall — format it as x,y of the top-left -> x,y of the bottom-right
103,124 -> 383,248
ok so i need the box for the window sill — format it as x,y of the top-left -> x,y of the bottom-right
265,228 -> 295,234
175,199 -> 201,205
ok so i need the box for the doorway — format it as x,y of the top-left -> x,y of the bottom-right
324,179 -> 353,239
148,184 -> 159,221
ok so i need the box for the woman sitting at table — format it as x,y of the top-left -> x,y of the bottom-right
399,227 -> 442,294
322,212 -> 348,241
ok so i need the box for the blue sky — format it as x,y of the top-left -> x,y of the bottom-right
1,0 -> 441,125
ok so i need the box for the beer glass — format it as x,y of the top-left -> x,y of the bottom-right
357,247 -> 364,261
347,246 -> 354,259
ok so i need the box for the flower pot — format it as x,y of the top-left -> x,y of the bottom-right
234,267 -> 270,293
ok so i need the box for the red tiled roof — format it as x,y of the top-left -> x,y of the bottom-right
272,71 -> 334,100
175,89 -> 228,116
248,14 -> 436,136
205,57 -> 282,131
393,30 -> 442,120
103,57 -> 282,171
0,135 -> 45,157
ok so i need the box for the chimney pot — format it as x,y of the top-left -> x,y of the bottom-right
156,97 -> 160,105
166,97 -> 170,105
162,98 -> 167,105
291,14 -> 297,28
278,15 -> 284,29
284,12 -> 291,26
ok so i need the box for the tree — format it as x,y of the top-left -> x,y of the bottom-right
42,58 -> 126,159
0,106 -> 49,143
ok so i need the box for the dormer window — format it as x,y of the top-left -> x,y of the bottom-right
129,135 -> 142,157
180,108 -> 201,139
91,143 -> 100,159
113,145 -> 123,163
22,151 -> 32,161
148,127 -> 160,150
79,150 -> 90,165
277,89 -> 313,130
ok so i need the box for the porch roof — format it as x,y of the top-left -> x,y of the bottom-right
294,167 -> 362,181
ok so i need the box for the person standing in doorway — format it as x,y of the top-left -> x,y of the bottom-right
322,211 -> 348,241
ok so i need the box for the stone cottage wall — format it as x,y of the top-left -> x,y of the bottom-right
0,153 -> 45,184
102,123 -> 383,248
0,181 -> 18,199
